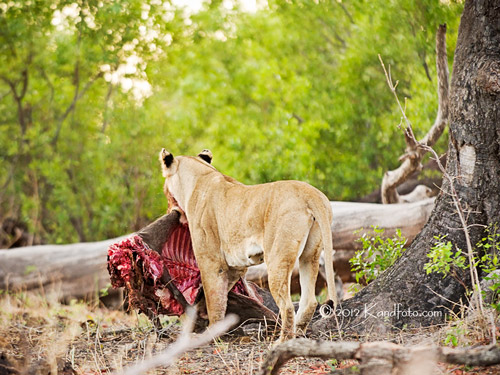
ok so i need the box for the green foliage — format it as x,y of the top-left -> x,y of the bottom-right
477,226 -> 500,312
476,225 -> 500,271
327,359 -> 338,371
0,0 -> 464,244
444,323 -> 465,347
99,283 -> 111,298
350,226 -> 407,287
424,235 -> 467,277
483,272 -> 500,312
424,225 -> 500,312
0,0 -> 183,243
150,0 -> 463,198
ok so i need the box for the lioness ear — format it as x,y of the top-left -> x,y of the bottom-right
198,149 -> 213,164
159,148 -> 174,176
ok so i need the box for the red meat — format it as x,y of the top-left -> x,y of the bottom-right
107,221 -> 259,318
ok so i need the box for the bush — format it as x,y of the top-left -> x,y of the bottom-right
349,226 -> 407,293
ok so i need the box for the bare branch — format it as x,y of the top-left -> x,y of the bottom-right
422,55 -> 433,82
292,113 -> 304,124
0,71 -> 29,134
101,83 -> 114,133
381,24 -> 449,204
52,71 -> 103,146
335,1 -> 354,25
37,66 -> 55,103
19,68 -> 28,100
316,17 -> 346,48
420,24 -> 449,148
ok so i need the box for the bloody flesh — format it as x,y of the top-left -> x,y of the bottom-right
107,218 -> 258,318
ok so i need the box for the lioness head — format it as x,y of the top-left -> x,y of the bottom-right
159,148 -> 213,177
159,148 -> 214,217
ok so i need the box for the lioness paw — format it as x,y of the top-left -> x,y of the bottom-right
198,149 -> 213,164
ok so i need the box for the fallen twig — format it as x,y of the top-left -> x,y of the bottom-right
117,312 -> 238,375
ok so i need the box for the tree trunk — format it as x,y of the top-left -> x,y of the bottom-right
313,0 -> 500,336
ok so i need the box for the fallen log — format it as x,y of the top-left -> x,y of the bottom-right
247,198 -> 435,287
0,199 -> 434,300
259,338 -> 500,375
0,236 -> 125,301
330,198 -> 434,249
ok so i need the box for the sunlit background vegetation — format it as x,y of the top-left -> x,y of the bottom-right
0,0 -> 463,244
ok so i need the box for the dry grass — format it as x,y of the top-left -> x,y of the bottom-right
0,290 -> 499,375
0,290 -> 140,374
0,291 -> 342,375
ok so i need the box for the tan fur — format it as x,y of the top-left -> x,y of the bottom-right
159,148 -> 337,341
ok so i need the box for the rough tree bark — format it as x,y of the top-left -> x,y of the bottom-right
313,0 -> 500,336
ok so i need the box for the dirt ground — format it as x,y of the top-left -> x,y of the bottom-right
1,291 -> 500,375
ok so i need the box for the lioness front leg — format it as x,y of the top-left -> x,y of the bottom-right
200,264 -> 229,324
191,238 -> 229,325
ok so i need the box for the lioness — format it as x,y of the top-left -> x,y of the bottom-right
159,148 -> 337,341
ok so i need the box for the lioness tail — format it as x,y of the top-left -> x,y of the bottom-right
315,199 -> 337,307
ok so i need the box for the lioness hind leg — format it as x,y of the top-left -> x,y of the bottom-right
267,259 -> 295,342
295,221 -> 321,334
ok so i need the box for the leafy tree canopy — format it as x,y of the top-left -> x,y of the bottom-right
0,0 -> 463,244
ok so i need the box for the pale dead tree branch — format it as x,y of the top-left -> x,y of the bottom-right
259,339 -> 360,375
259,338 -> 500,375
118,311 -> 238,375
381,24 -> 449,204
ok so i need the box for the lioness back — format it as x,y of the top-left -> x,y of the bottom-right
217,179 -> 331,227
